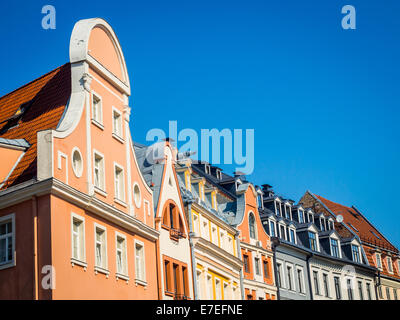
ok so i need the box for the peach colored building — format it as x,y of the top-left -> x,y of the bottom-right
0,18 -> 159,299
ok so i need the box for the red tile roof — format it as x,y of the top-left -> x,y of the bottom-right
0,63 -> 71,190
315,194 -> 398,253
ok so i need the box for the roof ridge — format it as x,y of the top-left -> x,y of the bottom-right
0,63 -> 69,102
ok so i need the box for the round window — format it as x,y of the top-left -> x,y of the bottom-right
71,148 -> 83,178
133,183 -> 141,208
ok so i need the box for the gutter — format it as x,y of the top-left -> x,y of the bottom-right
306,252 -> 314,300
271,238 -> 280,300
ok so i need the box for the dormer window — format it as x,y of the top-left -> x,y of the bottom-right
289,228 -> 296,244
330,238 -> 340,258
376,253 -> 382,269
308,232 -> 317,251
269,221 -> 276,237
257,193 -> 263,209
351,245 -> 360,263
216,169 -> 222,180
279,224 -> 286,240
285,205 -> 291,219
298,210 -> 305,223
387,256 -> 393,273
275,201 -> 281,216
320,217 -> 325,231
204,164 -> 210,175
235,179 -> 242,191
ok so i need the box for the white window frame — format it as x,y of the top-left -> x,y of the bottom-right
134,240 -> 146,284
113,162 -> 125,203
70,213 -> 86,266
289,228 -> 296,244
276,260 -> 285,288
376,252 -> 382,270
112,106 -> 124,141
91,91 -> 103,127
115,232 -> 128,279
286,263 -> 295,291
132,182 -> 141,209
71,147 -> 83,178
387,256 -> 393,274
0,213 -> 16,270
296,266 -> 305,294
93,149 -> 106,193
94,223 -> 108,274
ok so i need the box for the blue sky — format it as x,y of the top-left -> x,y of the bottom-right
1,0 -> 399,247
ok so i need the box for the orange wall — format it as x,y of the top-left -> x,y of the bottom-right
50,195 -> 158,299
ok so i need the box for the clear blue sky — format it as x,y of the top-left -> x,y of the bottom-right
1,0 -> 399,248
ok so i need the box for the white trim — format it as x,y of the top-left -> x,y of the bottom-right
71,147 -> 84,178
113,161 -> 125,202
57,151 -> 68,184
91,75 -> 125,102
132,182 -> 142,209
115,231 -> 128,278
0,213 -> 16,270
94,222 -> 108,271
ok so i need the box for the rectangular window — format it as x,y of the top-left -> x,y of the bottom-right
92,93 -> 102,124
95,225 -> 107,269
347,279 -> 353,300
297,268 -> 304,294
313,271 -> 320,295
94,152 -> 105,190
135,242 -> 146,282
366,282 -> 372,300
164,260 -> 171,292
71,215 -> 85,262
394,288 -> 398,300
114,164 -> 125,201
279,225 -> 286,240
269,221 -> 275,237
112,109 -> 122,138
255,257 -> 260,275
309,232 -> 317,251
287,266 -> 293,291
277,263 -> 283,288
263,260 -> 269,279
386,287 -> 391,300
351,245 -> 360,263
323,273 -> 329,297
116,234 -> 127,275
334,276 -> 341,299
275,203 -> 281,216
330,238 -> 339,258
0,215 -> 14,266
358,281 -> 364,300
289,229 -> 295,243
387,257 -> 393,273
243,254 -> 250,274
376,253 -> 382,269
298,210 -> 304,223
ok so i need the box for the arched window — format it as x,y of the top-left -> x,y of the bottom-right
249,213 -> 256,239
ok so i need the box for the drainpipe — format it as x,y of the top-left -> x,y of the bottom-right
236,232 -> 245,300
187,200 -> 198,300
375,270 -> 381,300
271,238 -> 280,300
32,196 -> 39,300
306,253 -> 314,300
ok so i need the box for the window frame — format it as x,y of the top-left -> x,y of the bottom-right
115,232 -> 128,278
113,162 -> 125,203
134,240 -> 146,284
0,213 -> 16,270
93,149 -> 106,193
94,223 -> 108,273
70,212 -> 86,265
91,91 -> 103,127
111,106 -> 123,140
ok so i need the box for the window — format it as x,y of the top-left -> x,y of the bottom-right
71,148 -> 83,178
133,183 -> 141,208
249,213 -> 256,239
386,287 -> 391,300
376,253 -> 382,269
116,234 -> 127,276
309,232 -> 317,251
269,221 -> 276,237
366,282 -> 372,300
243,254 -> 250,274
351,245 -> 360,263
275,202 -> 281,216
0,214 -> 14,267
135,241 -> 146,282
92,93 -> 102,124
276,263 -> 283,287
263,260 -> 269,279
285,206 -> 291,219
287,266 -> 293,291
387,256 -> 393,273
313,271 -> 320,295
71,215 -> 85,262
330,238 -> 339,258
358,281 -> 364,300
289,229 -> 296,243
323,273 -> 329,297
255,257 -> 260,275
320,218 -> 325,231
257,194 -> 263,209
164,261 -> 171,292
95,225 -> 107,270
94,152 -> 105,190
114,164 -> 125,201
394,288 -> 398,300
334,276 -> 341,299
298,210 -> 304,223
347,279 -> 353,300
378,285 -> 383,299
279,225 -> 286,240
112,108 -> 122,138
297,268 -> 304,293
